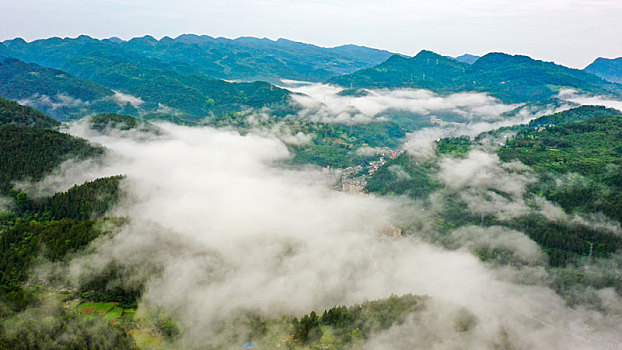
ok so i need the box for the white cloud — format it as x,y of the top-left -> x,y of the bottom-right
24,122 -> 619,348
19,93 -> 89,111
286,82 -> 520,125
438,151 -> 535,220
111,90 -> 144,108
558,89 -> 622,111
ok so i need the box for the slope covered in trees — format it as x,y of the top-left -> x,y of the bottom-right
0,57 -> 131,120
87,113 -> 161,135
329,51 -> 468,91
0,97 -> 60,128
366,106 -> 622,266
0,125 -> 103,192
585,56 -> 622,84
329,51 -> 622,103
2,34 -> 394,82
0,52 -> 293,121
42,176 -> 124,221
61,53 -> 292,118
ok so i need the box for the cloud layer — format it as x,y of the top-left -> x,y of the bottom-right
286,82 -> 520,125
26,121 -> 620,348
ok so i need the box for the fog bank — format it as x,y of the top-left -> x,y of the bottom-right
31,122 -> 621,348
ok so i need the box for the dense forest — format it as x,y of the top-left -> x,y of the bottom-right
367,106 -> 622,269
0,103 -> 138,347
1,35 -> 393,83
329,51 -> 622,103
0,124 -> 103,192
0,97 -> 60,128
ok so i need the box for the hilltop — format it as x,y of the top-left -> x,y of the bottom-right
329,51 -> 622,103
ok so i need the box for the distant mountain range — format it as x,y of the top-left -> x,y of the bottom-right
1,34 -> 622,121
1,35 -> 394,82
585,57 -> 622,84
0,35 -> 394,120
329,50 -> 622,103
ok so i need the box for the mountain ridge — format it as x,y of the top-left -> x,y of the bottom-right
329,50 -> 621,103
2,34 -> 395,82
585,56 -> 622,84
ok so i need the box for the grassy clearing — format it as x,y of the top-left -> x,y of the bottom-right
129,328 -> 164,349
104,307 -> 124,320
77,301 -> 118,315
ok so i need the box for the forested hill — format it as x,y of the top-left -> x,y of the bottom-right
368,105 -> 622,198
60,52 -> 292,118
0,57 -> 112,102
0,57 -> 132,120
87,113 -> 161,134
0,105 -> 126,321
366,105 -> 622,266
0,97 -> 60,128
329,51 -> 622,103
585,56 -> 622,84
0,55 -> 291,121
1,35 -> 394,82
0,124 -> 103,192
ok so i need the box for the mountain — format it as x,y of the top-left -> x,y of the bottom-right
0,124 -> 104,191
367,105 -> 622,266
454,54 -> 480,64
61,53 -> 292,119
2,34 -> 394,82
329,51 -> 468,91
0,57 -> 112,102
329,51 -> 622,103
0,97 -> 60,128
526,104 -> 621,128
0,55 -> 291,121
467,52 -> 620,102
584,57 -> 622,84
0,57 -> 134,120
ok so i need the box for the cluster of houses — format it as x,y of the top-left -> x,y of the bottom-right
336,149 -> 402,194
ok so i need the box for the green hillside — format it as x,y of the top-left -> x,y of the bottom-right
42,176 -> 124,220
330,51 -> 622,103
367,106 -> 622,266
2,34 -> 394,82
0,97 -> 60,128
585,57 -> 622,84
0,57 -> 112,101
329,51 -> 467,91
88,113 -> 162,135
0,57 -> 132,120
0,124 -> 103,191
60,53 -> 292,119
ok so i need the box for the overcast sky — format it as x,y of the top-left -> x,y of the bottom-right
1,0 -> 621,68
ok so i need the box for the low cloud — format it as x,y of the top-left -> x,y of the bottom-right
284,82 -> 520,125
111,91 -> 144,108
438,151 -> 535,220
18,122 -> 614,348
388,164 -> 411,181
155,102 -> 184,116
355,146 -> 386,157
558,89 -> 622,111
19,93 -> 89,111
404,102 -> 571,160
450,225 -> 544,264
